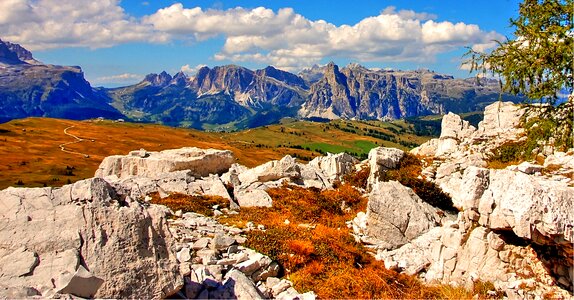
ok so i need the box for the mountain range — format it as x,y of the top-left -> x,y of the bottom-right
0,39 -> 524,129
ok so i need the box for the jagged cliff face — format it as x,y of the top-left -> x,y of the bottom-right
189,65 -> 306,107
0,40 -> 124,123
300,63 -> 522,120
108,64 -> 308,128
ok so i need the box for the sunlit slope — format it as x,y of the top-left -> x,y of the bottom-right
0,117 -> 437,189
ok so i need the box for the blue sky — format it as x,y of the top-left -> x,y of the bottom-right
1,0 -> 522,87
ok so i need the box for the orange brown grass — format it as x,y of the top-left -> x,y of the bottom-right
0,118 -> 315,189
221,184 -> 474,299
149,193 -> 229,217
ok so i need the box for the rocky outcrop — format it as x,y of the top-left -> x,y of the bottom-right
372,102 -> 574,297
226,154 -> 357,208
0,178 -> 182,298
96,147 -> 235,179
169,212 -> 315,299
412,101 -> 526,159
376,213 -> 572,298
366,147 -> 404,189
356,181 -> 441,250
0,146 -> 329,299
308,152 -> 358,182
441,167 -> 574,242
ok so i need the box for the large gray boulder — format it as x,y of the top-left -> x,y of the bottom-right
237,155 -> 300,186
308,152 -> 358,181
0,178 -> 182,298
476,101 -> 525,139
479,169 -> 574,244
439,166 -> 574,248
95,147 -> 235,179
364,181 -> 441,250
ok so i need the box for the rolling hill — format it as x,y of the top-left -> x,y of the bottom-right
0,115 -> 458,189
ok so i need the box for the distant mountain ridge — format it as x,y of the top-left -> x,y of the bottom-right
300,62 -> 518,120
0,39 -> 524,129
0,39 -> 124,123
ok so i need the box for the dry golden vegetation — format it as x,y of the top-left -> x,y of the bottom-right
0,117 -> 432,190
212,183 -> 475,299
149,193 -> 230,217
376,153 -> 456,212
144,158 -> 494,299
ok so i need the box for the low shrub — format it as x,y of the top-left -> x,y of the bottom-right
379,153 -> 457,212
149,193 -> 229,217
487,141 -> 527,168
488,104 -> 573,167
343,165 -> 370,189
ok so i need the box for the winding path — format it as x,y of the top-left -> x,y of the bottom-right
59,126 -> 91,158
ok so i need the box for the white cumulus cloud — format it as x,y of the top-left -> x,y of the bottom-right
93,73 -> 143,84
2,1 -> 504,70
180,64 -> 207,75
144,4 -> 504,70
0,0 -> 168,50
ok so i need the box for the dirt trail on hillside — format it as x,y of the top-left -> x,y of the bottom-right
59,126 -> 92,158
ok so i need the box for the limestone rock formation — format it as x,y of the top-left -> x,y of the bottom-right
96,147 -> 235,179
362,181 -> 441,250
0,178 -> 182,298
366,147 -> 405,189
412,101 -> 526,159
308,152 -> 359,181
0,146 -> 327,299
382,101 -> 574,297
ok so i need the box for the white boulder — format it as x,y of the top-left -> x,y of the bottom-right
365,181 -> 441,250
95,147 -> 235,179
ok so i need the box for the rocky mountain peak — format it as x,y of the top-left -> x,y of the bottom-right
170,71 -> 188,86
345,62 -> 369,72
323,62 -> 346,85
143,71 -> 173,87
0,39 -> 24,65
255,66 -> 307,89
298,64 -> 328,84
193,64 -> 255,93
5,41 -> 34,62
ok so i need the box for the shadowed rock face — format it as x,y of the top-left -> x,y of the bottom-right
0,39 -> 23,65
